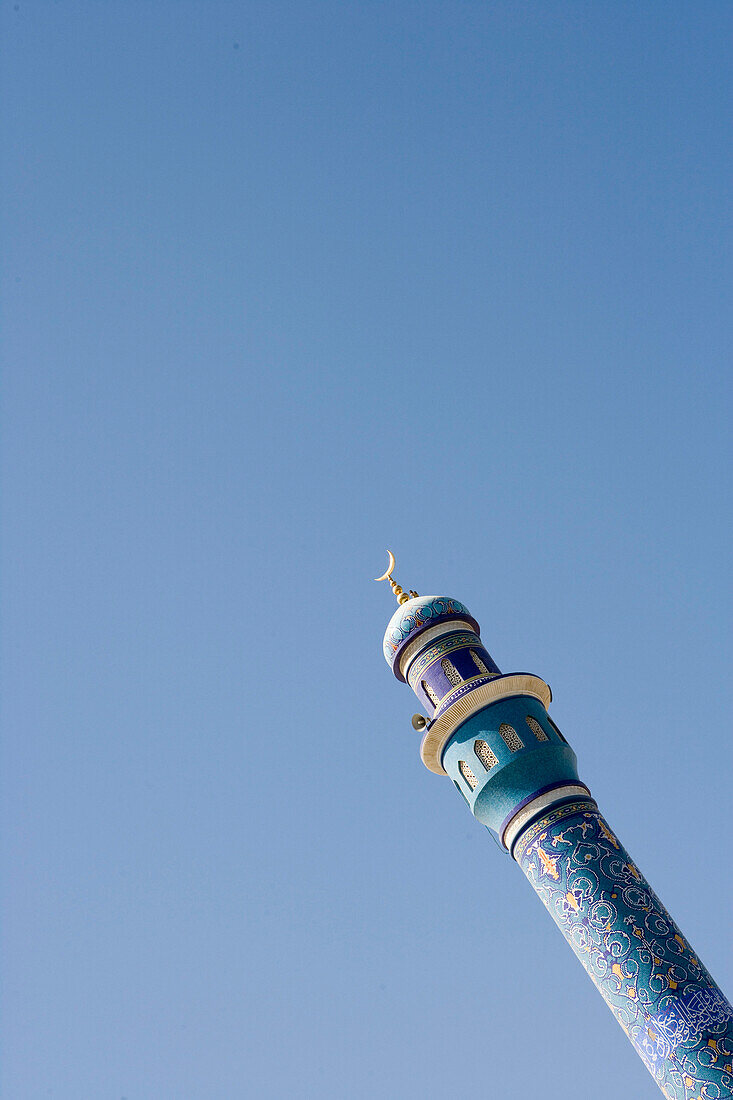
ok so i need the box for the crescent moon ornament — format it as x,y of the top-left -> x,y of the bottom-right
374,550 -> 396,582
374,551 -> 417,605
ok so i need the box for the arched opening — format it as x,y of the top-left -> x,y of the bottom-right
525,715 -> 549,742
499,723 -> 523,752
441,658 -> 462,687
470,649 -> 490,674
474,739 -> 499,771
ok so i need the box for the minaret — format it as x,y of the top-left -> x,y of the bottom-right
377,554 -> 733,1100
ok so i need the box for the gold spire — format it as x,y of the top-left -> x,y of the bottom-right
374,550 -> 419,605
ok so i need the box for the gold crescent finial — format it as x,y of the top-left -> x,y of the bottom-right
374,550 -> 396,582
374,550 -> 418,606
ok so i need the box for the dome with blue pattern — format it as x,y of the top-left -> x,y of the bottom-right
383,595 -> 480,681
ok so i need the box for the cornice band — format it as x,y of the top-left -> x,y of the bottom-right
420,673 -> 553,775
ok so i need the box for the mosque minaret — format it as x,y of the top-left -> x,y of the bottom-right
376,554 -> 732,1100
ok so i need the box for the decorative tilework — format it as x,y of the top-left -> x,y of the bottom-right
407,632 -> 482,684
432,673 -> 508,717
383,596 -> 476,665
515,803 -> 733,1100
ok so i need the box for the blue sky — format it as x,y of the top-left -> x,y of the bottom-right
2,3 -> 731,1097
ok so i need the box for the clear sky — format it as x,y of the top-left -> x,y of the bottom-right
2,3 -> 731,1098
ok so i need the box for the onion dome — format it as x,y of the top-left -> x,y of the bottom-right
383,595 -> 480,681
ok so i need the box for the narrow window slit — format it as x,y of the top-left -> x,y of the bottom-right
547,717 -> 568,744
458,761 -> 478,790
422,680 -> 440,707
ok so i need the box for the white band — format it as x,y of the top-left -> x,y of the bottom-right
502,785 -> 594,853
398,619 -> 478,680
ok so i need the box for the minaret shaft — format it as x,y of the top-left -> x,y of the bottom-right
515,800 -> 733,1099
